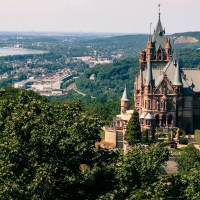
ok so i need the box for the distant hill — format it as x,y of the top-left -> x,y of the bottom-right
170,32 -> 200,49
80,34 -> 149,58
75,31 -> 200,98
75,57 -> 139,98
78,32 -> 200,59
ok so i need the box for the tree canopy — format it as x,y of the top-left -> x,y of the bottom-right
0,88 -> 200,199
0,89 -> 118,199
124,110 -> 141,145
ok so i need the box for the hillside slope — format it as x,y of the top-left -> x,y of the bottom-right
75,57 -> 139,98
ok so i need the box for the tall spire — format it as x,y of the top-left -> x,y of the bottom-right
152,4 -> 166,51
121,86 -> 129,101
173,61 -> 183,86
145,58 -> 153,85
158,4 -> 161,20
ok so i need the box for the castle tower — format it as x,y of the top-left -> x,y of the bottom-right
152,4 -> 166,53
121,86 -> 129,114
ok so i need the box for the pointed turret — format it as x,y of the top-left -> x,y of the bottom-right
145,58 -> 153,86
121,86 -> 129,101
146,37 -> 153,60
173,61 -> 182,86
121,86 -> 129,114
166,38 -> 172,60
173,48 -> 178,66
166,38 -> 171,49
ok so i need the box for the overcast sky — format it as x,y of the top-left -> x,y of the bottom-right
0,0 -> 199,34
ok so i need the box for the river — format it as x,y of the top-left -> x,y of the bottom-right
0,47 -> 45,57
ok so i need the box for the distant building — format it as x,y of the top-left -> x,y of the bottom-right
89,74 -> 96,80
105,7 -> 200,148
105,86 -> 133,148
1,72 -> 8,79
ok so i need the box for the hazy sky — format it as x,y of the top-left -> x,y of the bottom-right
0,0 -> 199,34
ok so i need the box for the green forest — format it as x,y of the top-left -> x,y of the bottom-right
72,48 -> 200,100
0,87 -> 200,199
75,57 -> 139,98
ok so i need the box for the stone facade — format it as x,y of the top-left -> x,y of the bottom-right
104,8 -> 200,148
134,11 -> 200,134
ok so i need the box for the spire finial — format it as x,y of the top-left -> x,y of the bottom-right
150,22 -> 152,37
158,4 -> 161,19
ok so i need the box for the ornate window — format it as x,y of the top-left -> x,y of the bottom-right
148,100 -> 151,109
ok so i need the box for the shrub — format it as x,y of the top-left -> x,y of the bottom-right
179,137 -> 188,145
195,129 -> 200,143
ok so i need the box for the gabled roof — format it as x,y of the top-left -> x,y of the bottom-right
140,60 -> 200,94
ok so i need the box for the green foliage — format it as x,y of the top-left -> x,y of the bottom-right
124,110 -> 141,145
178,48 -> 200,68
180,167 -> 200,200
85,98 -> 120,125
0,86 -> 47,102
50,91 -> 121,125
179,137 -> 188,145
149,174 -> 185,199
171,147 -> 186,154
141,129 -> 148,144
75,57 -> 138,98
195,129 -> 200,144
0,88 -> 118,199
115,145 -> 169,199
100,130 -> 105,139
175,143 -> 200,173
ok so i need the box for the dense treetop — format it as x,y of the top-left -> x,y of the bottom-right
0,88 -> 199,199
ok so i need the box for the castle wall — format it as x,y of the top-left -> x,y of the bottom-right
193,93 -> 200,130
182,96 -> 193,131
105,129 -> 116,147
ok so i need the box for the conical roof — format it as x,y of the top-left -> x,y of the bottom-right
173,62 -> 183,86
145,58 -> 153,85
139,112 -> 145,119
145,113 -> 154,119
121,86 -> 129,101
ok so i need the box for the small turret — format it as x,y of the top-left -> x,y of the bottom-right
173,61 -> 182,86
121,86 -> 129,114
166,38 -> 172,61
146,38 -> 153,60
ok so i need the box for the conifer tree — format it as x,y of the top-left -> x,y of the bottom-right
124,109 -> 141,145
